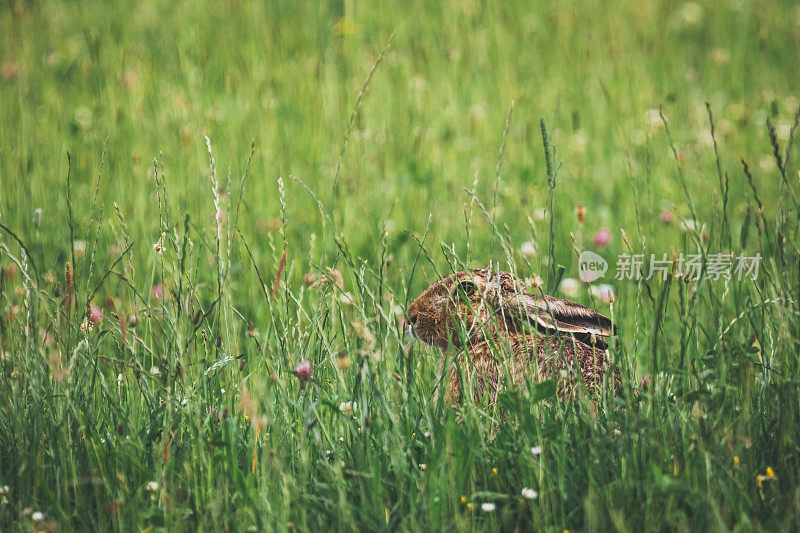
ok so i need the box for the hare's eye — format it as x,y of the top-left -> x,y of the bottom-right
457,281 -> 476,298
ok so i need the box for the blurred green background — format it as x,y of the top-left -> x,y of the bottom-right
2,0 -> 798,282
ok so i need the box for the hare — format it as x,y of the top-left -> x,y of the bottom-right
406,269 -> 620,406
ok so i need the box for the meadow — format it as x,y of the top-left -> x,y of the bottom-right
1,0 -> 800,530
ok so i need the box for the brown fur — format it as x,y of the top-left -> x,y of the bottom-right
407,270 -> 620,406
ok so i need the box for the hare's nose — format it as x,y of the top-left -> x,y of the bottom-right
407,307 -> 418,325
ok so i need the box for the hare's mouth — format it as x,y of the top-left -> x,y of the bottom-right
409,328 -> 443,349
407,324 -> 433,345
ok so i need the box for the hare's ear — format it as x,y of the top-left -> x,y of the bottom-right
502,293 -> 615,338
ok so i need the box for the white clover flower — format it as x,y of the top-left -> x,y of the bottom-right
570,132 -> 588,154
73,240 -> 87,258
645,109 -> 662,128
481,502 -> 496,512
590,284 -> 616,304
559,277 -> 581,299
32,511 -> 44,521
526,274 -> 543,290
776,122 -> 792,142
339,401 -> 356,415
758,156 -> 775,172
679,2 -> 703,25
146,481 -> 159,492
679,219 -> 705,233
153,233 -> 166,255
338,292 -> 355,305
531,446 -> 542,455
520,241 -> 536,258
521,487 -> 538,500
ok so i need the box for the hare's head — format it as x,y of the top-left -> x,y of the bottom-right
406,269 -> 614,349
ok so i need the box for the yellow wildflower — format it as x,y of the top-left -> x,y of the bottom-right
757,467 -> 776,488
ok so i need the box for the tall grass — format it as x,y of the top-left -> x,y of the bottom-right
1,0 -> 799,530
